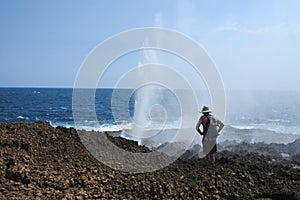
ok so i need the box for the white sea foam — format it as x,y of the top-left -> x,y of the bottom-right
219,125 -> 300,144
230,125 -> 256,130
16,116 -> 29,120
229,124 -> 300,135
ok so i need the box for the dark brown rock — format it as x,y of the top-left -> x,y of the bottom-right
0,121 -> 299,199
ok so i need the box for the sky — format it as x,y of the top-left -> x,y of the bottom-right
0,0 -> 300,90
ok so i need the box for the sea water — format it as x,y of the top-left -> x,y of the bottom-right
0,88 -> 300,147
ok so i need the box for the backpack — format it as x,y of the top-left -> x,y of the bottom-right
205,115 -> 220,140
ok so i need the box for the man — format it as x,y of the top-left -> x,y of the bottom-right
196,106 -> 224,162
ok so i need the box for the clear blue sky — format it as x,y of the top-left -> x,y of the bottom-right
1,0 -> 299,90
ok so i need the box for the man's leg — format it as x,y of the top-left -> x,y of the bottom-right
211,154 -> 215,163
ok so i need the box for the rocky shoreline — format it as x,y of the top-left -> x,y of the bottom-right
0,121 -> 299,199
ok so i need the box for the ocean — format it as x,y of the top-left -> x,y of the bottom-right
1,88 -> 300,146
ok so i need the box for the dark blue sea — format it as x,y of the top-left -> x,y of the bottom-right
0,88 -> 130,129
1,88 -> 300,145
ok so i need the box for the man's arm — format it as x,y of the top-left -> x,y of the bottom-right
217,118 -> 224,132
195,119 -> 202,135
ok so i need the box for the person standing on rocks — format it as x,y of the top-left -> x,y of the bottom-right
196,106 -> 224,162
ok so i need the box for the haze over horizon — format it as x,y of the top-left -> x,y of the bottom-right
1,0 -> 300,91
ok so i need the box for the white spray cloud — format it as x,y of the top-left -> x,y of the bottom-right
175,0 -> 199,34
154,12 -> 164,27
217,22 -> 300,35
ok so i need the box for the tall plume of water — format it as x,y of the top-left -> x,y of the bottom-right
129,40 -> 197,151
133,44 -> 158,128
131,42 -> 165,144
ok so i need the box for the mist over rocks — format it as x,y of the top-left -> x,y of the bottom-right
219,138 -> 300,165
0,121 -> 299,199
